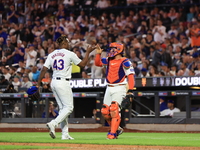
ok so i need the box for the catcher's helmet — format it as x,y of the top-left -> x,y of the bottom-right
108,42 -> 124,57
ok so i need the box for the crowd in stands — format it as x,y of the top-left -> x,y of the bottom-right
0,0 -> 200,92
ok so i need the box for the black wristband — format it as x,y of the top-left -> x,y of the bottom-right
127,89 -> 134,93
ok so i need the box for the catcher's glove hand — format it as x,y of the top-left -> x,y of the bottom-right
121,94 -> 134,109
26,86 -> 40,101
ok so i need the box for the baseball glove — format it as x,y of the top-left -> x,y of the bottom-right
26,86 -> 40,101
121,94 -> 134,109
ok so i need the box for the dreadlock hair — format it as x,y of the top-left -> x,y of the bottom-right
56,35 -> 69,47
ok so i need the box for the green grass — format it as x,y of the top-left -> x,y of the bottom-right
0,132 -> 199,149
0,145 -> 67,150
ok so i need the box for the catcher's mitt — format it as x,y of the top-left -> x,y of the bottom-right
121,94 -> 134,109
26,86 -> 40,101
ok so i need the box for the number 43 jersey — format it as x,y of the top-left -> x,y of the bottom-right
44,49 -> 82,79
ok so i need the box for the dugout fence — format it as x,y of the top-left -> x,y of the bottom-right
0,90 -> 200,124
1,76 -> 200,125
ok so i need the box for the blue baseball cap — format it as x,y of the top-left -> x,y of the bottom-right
192,52 -> 199,58
28,44 -> 34,47
59,27 -> 64,31
161,62 -> 168,67
168,100 -> 174,104
141,68 -> 147,72
160,97 -> 166,100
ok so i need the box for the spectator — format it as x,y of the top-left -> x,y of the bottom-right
12,76 -> 21,92
24,44 -> 37,68
161,12 -> 172,32
187,6 -> 195,22
37,58 -> 45,71
150,45 -> 162,67
160,44 -> 172,68
149,64 -> 159,77
16,60 -> 25,72
160,62 -> 170,76
168,24 -> 178,37
82,68 -> 92,79
138,68 -> 150,77
141,33 -> 155,57
53,20 -> 64,41
4,84 -> 17,93
168,7 -> 177,22
63,0 -> 74,8
0,73 -> 9,86
152,19 -> 167,43
76,10 -> 88,23
7,5 -> 19,24
0,37 -> 4,58
29,66 -> 40,82
42,101 -> 58,118
189,22 -> 200,47
42,41 -> 49,55
10,35 -> 17,47
160,100 -> 180,117
0,27 -> 8,44
129,49 -> 140,62
56,4 -> 67,20
20,75 -> 33,89
41,72 -> 52,85
194,62 -> 200,76
2,67 -> 11,81
90,54 -> 103,78
132,61 -> 140,76
12,40 -> 25,64
169,64 -> 178,76
159,97 -> 168,112
41,83 -> 52,93
9,66 -> 17,81
177,63 -> 190,76
96,0 -> 109,9
2,38 -> 15,65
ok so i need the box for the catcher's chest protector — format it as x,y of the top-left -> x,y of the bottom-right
106,58 -> 127,84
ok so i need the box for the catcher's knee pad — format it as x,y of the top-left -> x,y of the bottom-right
110,101 -> 121,134
101,104 -> 111,120
110,101 -> 120,118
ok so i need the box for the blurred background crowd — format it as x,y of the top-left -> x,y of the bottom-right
1,0 -> 200,93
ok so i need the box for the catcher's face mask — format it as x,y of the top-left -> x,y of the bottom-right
107,42 -> 124,57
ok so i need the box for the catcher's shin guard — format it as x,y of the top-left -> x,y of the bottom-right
109,101 -> 121,135
101,104 -> 111,126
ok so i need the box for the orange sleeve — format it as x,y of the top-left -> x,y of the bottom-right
127,74 -> 134,90
95,54 -> 103,67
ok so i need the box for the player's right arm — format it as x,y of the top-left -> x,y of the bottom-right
37,66 -> 48,87
77,45 -> 96,68
37,55 -> 51,87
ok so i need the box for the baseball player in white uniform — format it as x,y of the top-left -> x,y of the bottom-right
37,35 -> 96,140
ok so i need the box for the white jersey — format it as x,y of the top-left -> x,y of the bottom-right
44,48 -> 81,79
160,107 -> 180,117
